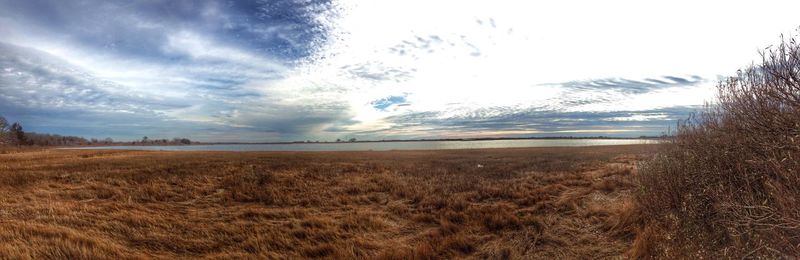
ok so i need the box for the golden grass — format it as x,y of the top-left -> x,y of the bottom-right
0,145 -> 655,259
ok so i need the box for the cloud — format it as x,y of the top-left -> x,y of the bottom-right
0,40 -> 347,142
555,75 -> 705,95
373,107 -> 693,139
0,42 -> 185,113
0,0 -> 333,100
0,0 -> 332,59
0,0 -> 353,141
163,30 -> 288,72
0,41 -> 199,138
1,0 -> 799,141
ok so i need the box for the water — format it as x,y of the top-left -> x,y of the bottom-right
67,139 -> 655,152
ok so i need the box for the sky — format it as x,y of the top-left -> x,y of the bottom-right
1,0 -> 799,142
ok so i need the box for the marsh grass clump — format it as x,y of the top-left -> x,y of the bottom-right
220,167 -> 285,205
635,33 -> 800,258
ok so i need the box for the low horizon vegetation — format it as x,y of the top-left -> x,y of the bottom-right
0,117 -> 193,147
0,116 -> 657,148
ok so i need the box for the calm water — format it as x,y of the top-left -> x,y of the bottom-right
68,139 -> 655,152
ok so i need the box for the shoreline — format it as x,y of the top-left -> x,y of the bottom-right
58,140 -> 659,152
53,136 -> 663,148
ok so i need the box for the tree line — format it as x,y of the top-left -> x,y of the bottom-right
0,116 -> 91,146
132,136 -> 192,145
0,115 -> 191,146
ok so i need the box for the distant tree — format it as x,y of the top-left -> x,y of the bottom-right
23,132 -> 87,146
103,138 -> 114,144
142,136 -> 149,143
172,138 -> 191,145
348,138 -> 357,142
336,138 -> 342,142
9,122 -> 26,145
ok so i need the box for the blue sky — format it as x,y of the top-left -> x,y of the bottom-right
0,0 -> 798,141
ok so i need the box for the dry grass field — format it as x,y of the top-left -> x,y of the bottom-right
0,145 -> 656,259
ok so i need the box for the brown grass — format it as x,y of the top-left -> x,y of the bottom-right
0,145 -> 655,259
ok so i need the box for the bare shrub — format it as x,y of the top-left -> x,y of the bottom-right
636,32 -> 800,257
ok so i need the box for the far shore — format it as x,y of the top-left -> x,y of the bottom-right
76,136 -> 663,147
59,139 -> 657,152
